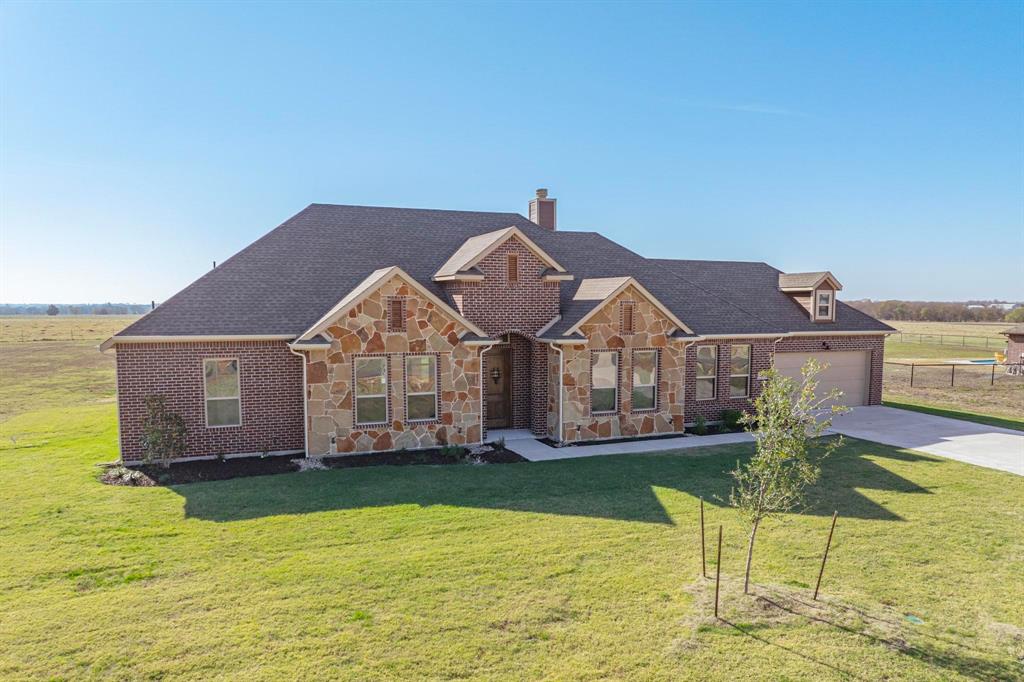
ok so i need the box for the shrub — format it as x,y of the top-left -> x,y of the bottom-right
721,409 -> 743,432
139,395 -> 187,468
440,445 -> 467,461
693,414 -> 708,436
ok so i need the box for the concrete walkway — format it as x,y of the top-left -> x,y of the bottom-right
829,405 -> 1024,476
498,406 -> 1023,474
499,429 -> 753,462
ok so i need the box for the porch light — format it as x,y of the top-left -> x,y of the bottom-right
491,367 -> 501,384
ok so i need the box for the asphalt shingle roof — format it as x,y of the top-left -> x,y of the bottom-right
116,203 -> 893,339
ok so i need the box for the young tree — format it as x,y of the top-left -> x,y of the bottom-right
139,395 -> 187,468
731,359 -> 849,594
46,304 -> 59,316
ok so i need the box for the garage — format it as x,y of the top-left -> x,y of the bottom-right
773,350 -> 870,407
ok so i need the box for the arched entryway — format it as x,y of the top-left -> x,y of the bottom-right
482,332 -> 549,436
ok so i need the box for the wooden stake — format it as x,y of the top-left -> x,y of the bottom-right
700,497 -> 706,578
813,511 -> 838,601
714,525 -> 723,618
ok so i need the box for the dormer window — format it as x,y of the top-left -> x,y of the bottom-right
816,291 -> 833,320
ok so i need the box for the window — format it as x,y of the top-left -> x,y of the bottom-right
695,345 -> 717,400
387,297 -> 406,332
816,291 -> 833,319
508,254 -> 518,282
730,345 -> 751,398
632,350 -> 658,411
354,357 -> 388,424
621,301 -> 635,334
591,351 -> 618,413
204,358 -> 241,427
405,355 -> 438,421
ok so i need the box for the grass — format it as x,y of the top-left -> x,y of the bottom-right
883,320 -> 1011,340
2,403 -> 1024,679
884,339 -> 998,361
0,314 -> 139,343
883,399 -> 1024,432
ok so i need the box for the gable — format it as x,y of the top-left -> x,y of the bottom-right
297,266 -> 486,342
434,227 -> 568,281
565,278 -> 693,337
575,284 -> 681,343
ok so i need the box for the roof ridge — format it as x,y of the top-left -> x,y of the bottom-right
115,204 -> 317,337
308,202 -> 526,217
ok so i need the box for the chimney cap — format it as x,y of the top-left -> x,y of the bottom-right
535,188 -> 548,199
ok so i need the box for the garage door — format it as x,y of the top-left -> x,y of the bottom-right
773,351 -> 870,407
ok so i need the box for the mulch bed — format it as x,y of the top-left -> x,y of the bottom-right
102,444 -> 526,486
323,446 -> 525,469
536,427 -> 745,448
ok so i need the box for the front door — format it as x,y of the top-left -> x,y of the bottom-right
485,346 -> 512,429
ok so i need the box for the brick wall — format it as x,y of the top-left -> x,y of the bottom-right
444,236 -> 556,436
443,236 -> 560,337
115,340 -> 304,462
684,334 -> 886,423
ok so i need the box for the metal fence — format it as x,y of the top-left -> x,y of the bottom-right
890,332 -> 1005,350
883,360 -> 1020,387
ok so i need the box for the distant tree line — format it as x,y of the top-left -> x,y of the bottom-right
848,299 -> 1022,323
0,303 -> 152,316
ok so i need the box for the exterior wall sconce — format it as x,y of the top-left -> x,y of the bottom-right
491,367 -> 501,384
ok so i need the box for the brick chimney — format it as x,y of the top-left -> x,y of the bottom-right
528,188 -> 557,230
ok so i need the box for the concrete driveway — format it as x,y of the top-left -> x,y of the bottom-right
829,406 -> 1024,476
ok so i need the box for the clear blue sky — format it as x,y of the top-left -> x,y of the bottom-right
2,1 -> 1021,304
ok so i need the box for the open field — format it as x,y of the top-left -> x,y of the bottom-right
883,320 -> 1012,340
880,321 -> 1023,427
2,329 -> 1023,679
0,315 -> 139,343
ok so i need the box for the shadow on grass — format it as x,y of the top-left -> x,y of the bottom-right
172,438 -> 936,524
757,595 -> 1021,682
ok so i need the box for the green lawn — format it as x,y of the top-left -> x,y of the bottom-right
2,404 -> 1022,680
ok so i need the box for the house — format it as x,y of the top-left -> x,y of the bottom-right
102,190 -> 893,462
1002,325 -> 1024,364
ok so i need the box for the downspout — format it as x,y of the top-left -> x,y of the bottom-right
550,342 -> 565,443
288,345 -> 309,457
679,340 -> 695,428
477,342 -> 497,445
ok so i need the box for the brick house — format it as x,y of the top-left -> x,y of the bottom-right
1002,324 -> 1024,364
102,190 -> 893,462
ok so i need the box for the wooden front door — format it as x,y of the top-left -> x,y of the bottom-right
485,346 -> 512,429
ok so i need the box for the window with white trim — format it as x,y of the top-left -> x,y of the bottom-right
591,351 -> 618,413
695,345 -> 717,400
816,290 -> 834,319
405,355 -> 438,421
730,345 -> 751,398
354,356 -> 388,425
632,350 -> 658,411
204,358 -> 241,427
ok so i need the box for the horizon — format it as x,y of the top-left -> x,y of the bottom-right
2,1 -> 1022,303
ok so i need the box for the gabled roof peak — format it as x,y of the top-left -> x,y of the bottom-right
433,225 -> 567,281
778,271 -> 843,292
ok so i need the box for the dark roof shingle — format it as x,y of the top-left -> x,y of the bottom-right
116,203 -> 893,339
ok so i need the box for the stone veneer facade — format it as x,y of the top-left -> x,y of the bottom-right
549,285 -> 687,442
303,274 -> 483,455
